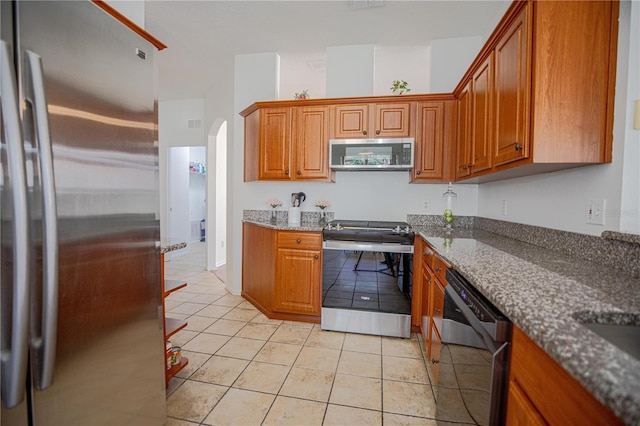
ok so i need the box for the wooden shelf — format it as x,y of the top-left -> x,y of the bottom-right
167,357 -> 189,378
165,317 -> 188,339
164,279 -> 187,297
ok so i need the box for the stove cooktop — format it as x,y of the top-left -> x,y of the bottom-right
323,219 -> 414,244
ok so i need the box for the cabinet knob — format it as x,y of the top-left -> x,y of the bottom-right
462,165 -> 468,170
285,170 -> 289,175
297,170 -> 301,175
314,255 -> 319,260
426,277 -> 431,284
435,266 -> 441,272
432,358 -> 440,365
416,170 -> 421,175
467,163 -> 472,169
362,130 -> 367,135
376,130 -> 380,135
434,307 -> 441,314
296,239 -> 301,244
515,143 -> 523,151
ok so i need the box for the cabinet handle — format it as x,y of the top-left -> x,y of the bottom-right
416,170 -> 421,175
515,143 -> 523,151
296,170 -> 301,175
435,266 -> 441,272
376,130 -> 380,135
432,358 -> 440,365
462,165 -> 468,170
314,255 -> 319,260
426,278 -> 431,284
362,130 -> 367,135
285,170 -> 289,175
296,239 -> 301,244
467,163 -> 472,169
434,307 -> 441,314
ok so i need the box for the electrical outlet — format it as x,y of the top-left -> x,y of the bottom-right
424,201 -> 430,212
586,199 -> 606,225
501,200 -> 508,217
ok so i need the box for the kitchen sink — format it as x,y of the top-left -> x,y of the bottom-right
581,322 -> 640,360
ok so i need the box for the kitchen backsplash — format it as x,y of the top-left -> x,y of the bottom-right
243,209 -> 335,224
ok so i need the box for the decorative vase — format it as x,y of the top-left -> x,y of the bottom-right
318,209 -> 327,225
270,207 -> 278,224
442,182 -> 457,230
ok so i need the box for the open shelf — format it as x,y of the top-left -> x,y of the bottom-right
164,279 -> 187,297
167,357 -> 189,378
165,317 -> 188,339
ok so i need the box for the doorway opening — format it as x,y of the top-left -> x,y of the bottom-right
208,119 -> 227,278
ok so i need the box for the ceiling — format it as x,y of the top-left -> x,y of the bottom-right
145,1 -> 511,101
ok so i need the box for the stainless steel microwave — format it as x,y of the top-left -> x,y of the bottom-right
329,138 -> 414,170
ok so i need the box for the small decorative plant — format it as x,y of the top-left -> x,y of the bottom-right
294,90 -> 309,100
314,200 -> 330,210
390,80 -> 411,95
267,199 -> 282,223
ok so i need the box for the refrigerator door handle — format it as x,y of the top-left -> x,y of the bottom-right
23,50 -> 58,390
0,40 -> 30,408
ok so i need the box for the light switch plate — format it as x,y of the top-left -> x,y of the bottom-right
587,199 -> 606,225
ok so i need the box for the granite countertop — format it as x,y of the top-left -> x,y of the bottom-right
160,240 -> 187,253
243,219 -> 325,232
416,226 -> 640,425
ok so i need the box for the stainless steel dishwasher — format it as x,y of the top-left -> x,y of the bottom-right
434,269 -> 512,426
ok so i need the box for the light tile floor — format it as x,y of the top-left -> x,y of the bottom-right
165,242 -> 439,426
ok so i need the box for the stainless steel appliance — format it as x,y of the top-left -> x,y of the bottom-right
329,138 -> 414,170
1,1 -> 165,424
321,220 -> 414,338
435,269 -> 512,426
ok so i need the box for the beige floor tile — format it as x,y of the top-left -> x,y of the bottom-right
279,367 -> 335,402
204,319 -> 247,336
166,291 -> 197,302
195,304 -> 233,319
166,380 -> 227,423
383,412 -> 438,425
329,374 -> 382,410
175,351 -> 211,379
233,361 -> 290,394
282,320 -> 315,329
166,377 -> 185,397
215,336 -> 265,360
382,380 -> 435,418
382,356 -> 430,384
212,294 -> 245,307
166,417 -> 198,426
262,396 -> 327,426
324,404 -> 382,426
236,300 -> 260,311
305,328 -> 346,350
294,346 -> 341,372
337,350 -> 382,378
184,315 -> 217,332
254,342 -> 303,366
190,355 -> 249,386
221,307 -> 259,322
250,312 -> 284,326
269,324 -> 312,345
382,336 -> 423,359
343,333 -> 382,354
187,293 -> 224,305
169,302 -> 208,315
236,322 -> 279,340
169,330 -> 199,347
202,388 -> 274,426
182,333 -> 230,354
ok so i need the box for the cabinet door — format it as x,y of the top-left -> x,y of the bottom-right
494,5 -> 530,167
506,380 -> 548,426
429,324 -> 442,385
431,277 -> 445,337
456,81 -> 472,179
421,268 -> 432,347
259,108 -> 292,179
373,103 -> 412,138
470,53 -> 493,174
332,104 -> 369,138
274,248 -> 321,315
413,101 -> 455,181
294,106 -> 330,180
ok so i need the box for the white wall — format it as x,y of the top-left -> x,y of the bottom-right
430,36 -> 483,93
326,45 -> 375,97
158,99 -> 205,241
477,1 -> 639,236
373,45 -> 431,96
168,147 -> 190,243
279,53 -> 327,100
213,122 -> 228,268
105,1 -> 144,28
189,146 -> 206,226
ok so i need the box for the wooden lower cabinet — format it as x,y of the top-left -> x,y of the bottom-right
507,326 -> 623,425
242,223 -> 322,322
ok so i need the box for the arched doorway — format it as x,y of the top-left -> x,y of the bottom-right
207,119 -> 227,274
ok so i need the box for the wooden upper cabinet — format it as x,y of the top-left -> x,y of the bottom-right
471,53 -> 493,175
331,102 -> 413,139
456,81 -> 472,179
493,4 -> 530,167
412,100 -> 456,182
259,108 -> 292,180
294,106 -> 330,179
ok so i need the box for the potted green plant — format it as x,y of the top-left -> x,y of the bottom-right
390,80 -> 411,95
294,90 -> 309,100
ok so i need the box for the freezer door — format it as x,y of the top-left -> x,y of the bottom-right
16,2 -> 165,424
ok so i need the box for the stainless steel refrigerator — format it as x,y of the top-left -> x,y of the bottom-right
1,1 -> 166,424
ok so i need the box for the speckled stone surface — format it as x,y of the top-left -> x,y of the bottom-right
160,241 -> 187,253
603,230 -> 640,246
242,210 -> 328,231
407,214 -> 475,229
416,226 -> 640,425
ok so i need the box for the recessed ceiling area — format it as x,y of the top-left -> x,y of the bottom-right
145,1 -> 511,101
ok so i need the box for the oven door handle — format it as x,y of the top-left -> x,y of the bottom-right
323,240 -> 414,254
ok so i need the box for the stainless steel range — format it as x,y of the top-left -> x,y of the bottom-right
321,220 -> 414,338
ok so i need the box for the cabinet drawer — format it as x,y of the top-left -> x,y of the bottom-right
432,278 -> 445,336
433,254 -> 449,284
278,231 -> 322,250
429,324 -> 442,385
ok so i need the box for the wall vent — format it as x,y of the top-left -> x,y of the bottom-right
188,119 -> 202,129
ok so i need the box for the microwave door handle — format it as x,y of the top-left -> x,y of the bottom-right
24,50 -> 58,390
0,40 -> 31,408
